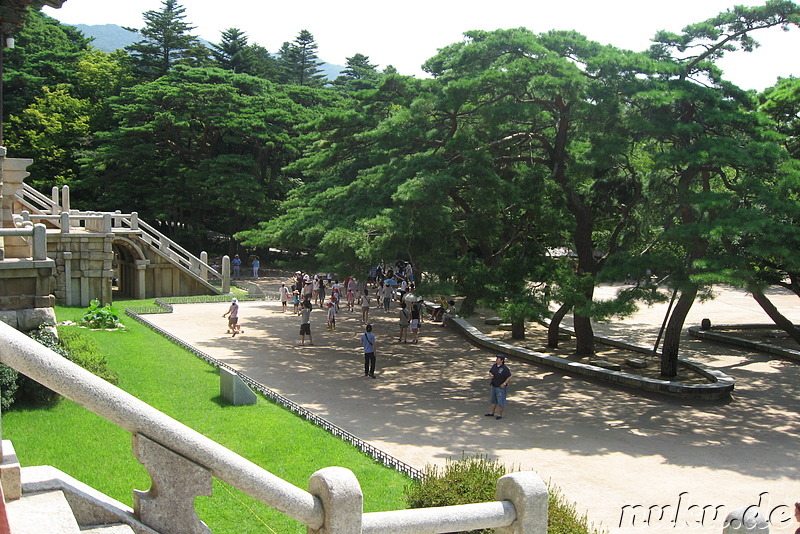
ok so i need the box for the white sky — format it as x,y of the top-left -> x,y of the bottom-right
43,0 -> 800,91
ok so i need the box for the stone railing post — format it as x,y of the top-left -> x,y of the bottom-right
60,212 -> 70,234
222,255 -> 231,293
494,472 -> 548,534
61,185 -> 70,212
307,467 -> 362,534
130,212 -> 139,231
51,186 -> 59,214
133,433 -> 212,534
102,213 -> 112,234
200,251 -> 208,280
32,224 -> 46,261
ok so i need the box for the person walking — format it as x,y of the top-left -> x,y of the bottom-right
398,301 -> 410,343
300,296 -> 313,345
381,282 -> 391,312
326,299 -> 337,331
485,355 -> 511,420
279,282 -> 291,312
361,288 -> 371,324
222,297 -> 242,337
251,257 -> 260,279
410,301 -> 422,343
361,324 -> 377,378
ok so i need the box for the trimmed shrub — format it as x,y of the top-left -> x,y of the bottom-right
3,325 -> 119,410
404,454 -> 600,534
57,328 -> 118,384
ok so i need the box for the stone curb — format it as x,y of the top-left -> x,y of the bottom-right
450,317 -> 735,400
688,324 -> 800,363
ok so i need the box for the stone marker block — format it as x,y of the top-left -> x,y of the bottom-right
485,317 -> 503,325
499,324 -> 513,331
220,368 -> 257,405
625,358 -> 648,369
588,360 -> 622,371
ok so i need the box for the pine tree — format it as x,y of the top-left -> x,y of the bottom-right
211,28 -> 277,79
278,30 -> 326,87
211,28 -> 249,72
124,0 -> 202,80
333,53 -> 379,91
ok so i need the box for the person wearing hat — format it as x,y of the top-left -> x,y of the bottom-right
299,295 -> 313,345
485,355 -> 511,420
222,297 -> 242,337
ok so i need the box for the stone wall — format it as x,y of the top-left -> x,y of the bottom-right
48,233 -> 114,307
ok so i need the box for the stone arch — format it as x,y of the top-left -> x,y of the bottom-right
112,237 -> 148,300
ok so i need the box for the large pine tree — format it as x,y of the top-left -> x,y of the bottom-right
124,0 -> 203,81
211,28 -> 277,78
278,30 -> 326,87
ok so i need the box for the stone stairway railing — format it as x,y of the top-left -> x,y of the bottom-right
14,184 -> 226,295
0,320 -> 548,534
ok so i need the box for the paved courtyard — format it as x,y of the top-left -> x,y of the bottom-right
144,281 -> 800,533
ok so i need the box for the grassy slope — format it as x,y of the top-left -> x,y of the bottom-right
3,303 -> 408,533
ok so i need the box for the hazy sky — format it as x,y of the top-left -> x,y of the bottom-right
43,0 -> 800,91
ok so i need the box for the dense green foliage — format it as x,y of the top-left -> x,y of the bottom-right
6,1 -> 800,373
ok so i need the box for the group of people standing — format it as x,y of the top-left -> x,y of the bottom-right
222,266 -> 512,420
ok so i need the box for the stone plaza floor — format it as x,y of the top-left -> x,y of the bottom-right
143,280 -> 800,533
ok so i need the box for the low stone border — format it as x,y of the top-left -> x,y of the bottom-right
450,317 -> 735,400
688,324 -> 800,363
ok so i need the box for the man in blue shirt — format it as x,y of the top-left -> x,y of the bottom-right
485,355 -> 511,420
361,324 -> 377,378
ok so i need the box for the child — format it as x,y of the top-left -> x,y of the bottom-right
347,287 -> 355,312
326,299 -> 337,330
279,283 -> 291,312
222,297 -> 243,337
292,290 -> 300,315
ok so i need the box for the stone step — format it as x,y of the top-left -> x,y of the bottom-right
80,524 -> 136,533
6,489 -> 81,534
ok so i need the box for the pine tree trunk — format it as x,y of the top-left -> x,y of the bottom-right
511,319 -> 525,340
573,312 -> 595,355
548,303 -> 571,348
751,287 -> 800,345
660,286 -> 698,378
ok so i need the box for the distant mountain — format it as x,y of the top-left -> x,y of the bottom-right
73,23 -> 344,81
74,24 -> 140,52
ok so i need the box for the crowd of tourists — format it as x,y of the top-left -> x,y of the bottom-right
223,261 -> 513,419
272,262 -> 457,344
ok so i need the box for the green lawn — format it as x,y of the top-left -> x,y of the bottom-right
3,301 -> 409,533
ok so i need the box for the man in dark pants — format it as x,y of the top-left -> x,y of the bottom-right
361,324 -> 377,378
485,354 -> 511,420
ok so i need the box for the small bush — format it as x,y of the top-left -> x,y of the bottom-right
58,328 -> 118,384
80,299 -> 121,329
4,325 -> 120,410
0,364 -> 19,411
406,454 -> 505,510
21,326 -> 66,405
404,454 -> 600,534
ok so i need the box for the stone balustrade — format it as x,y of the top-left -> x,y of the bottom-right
0,320 -> 548,534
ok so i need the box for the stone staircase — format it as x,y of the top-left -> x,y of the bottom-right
6,490 -> 134,533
